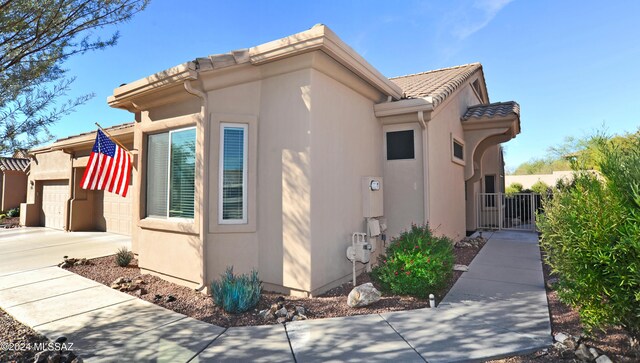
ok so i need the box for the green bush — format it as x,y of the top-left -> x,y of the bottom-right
371,224 -> 454,298
114,246 -> 133,267
530,180 -> 550,195
538,136 -> 640,338
7,207 -> 19,218
211,266 -> 262,313
506,182 -> 524,195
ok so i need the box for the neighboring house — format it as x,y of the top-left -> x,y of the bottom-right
20,123 -> 134,234
0,157 -> 29,212
506,171 -> 574,189
61,24 -> 516,296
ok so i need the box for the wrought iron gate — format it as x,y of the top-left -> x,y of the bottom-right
477,193 -> 541,231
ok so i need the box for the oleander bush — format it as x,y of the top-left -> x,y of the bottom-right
7,207 -> 19,218
211,266 -> 262,313
114,246 -> 133,267
372,224 -> 454,298
538,136 -> 640,338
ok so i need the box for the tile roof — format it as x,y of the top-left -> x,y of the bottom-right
462,101 -> 520,120
390,63 -> 483,107
54,122 -> 135,143
0,157 -> 29,172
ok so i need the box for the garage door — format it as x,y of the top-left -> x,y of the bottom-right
41,180 -> 69,230
102,185 -> 132,236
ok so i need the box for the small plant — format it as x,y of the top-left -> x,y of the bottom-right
7,207 -> 19,218
530,180 -> 550,195
372,224 -> 454,298
211,266 -> 262,313
115,246 -> 133,267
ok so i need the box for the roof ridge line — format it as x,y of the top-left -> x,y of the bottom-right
389,62 -> 482,80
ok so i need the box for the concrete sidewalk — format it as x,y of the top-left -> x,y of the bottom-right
0,229 -> 551,362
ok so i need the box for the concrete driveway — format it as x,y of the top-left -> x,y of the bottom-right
0,227 -> 130,276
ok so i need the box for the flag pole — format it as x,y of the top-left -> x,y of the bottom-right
95,122 -> 132,155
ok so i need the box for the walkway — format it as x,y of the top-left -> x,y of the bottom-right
0,229 -> 551,362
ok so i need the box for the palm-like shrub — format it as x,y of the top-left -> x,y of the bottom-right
372,224 -> 454,298
211,266 -> 262,313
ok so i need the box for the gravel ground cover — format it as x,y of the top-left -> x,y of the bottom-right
63,238 -> 485,327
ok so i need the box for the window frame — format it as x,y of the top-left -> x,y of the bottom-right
451,133 -> 465,166
385,129 -> 415,161
218,122 -> 248,225
146,126 -> 196,221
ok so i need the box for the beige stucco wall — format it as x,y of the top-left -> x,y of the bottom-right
426,78 -> 483,241
308,69 -> 383,293
505,171 -> 573,189
382,122 -> 424,239
1,171 -> 27,211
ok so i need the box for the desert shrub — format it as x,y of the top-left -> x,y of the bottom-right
7,207 -> 19,218
114,246 -> 133,267
530,180 -> 550,195
211,266 -> 262,313
505,182 -> 524,195
538,136 -> 640,338
371,224 -> 454,298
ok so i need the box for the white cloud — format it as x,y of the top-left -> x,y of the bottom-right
452,0 -> 513,40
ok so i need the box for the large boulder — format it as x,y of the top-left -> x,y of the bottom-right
347,282 -> 381,308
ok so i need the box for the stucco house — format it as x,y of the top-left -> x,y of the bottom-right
20,123 -> 134,233
25,25 -> 520,297
0,156 -> 29,212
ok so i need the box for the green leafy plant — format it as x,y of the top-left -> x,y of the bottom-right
7,207 -> 19,218
538,135 -> 640,338
371,224 -> 454,298
211,266 -> 262,313
530,180 -> 550,195
114,246 -> 133,267
505,182 -> 524,195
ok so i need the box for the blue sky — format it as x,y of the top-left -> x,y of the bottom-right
54,0 -> 640,170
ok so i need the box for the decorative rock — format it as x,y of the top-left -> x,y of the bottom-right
59,262 -> 70,269
135,288 -> 147,296
113,277 -> 126,285
589,347 -> 599,359
295,306 -> 306,316
275,307 -> 288,317
258,309 -> 271,319
110,283 -> 120,289
554,332 -> 570,343
453,264 -> 469,272
133,278 -> 145,285
276,317 -> 287,324
347,282 -> 381,308
595,355 -> 613,363
48,351 -> 61,363
292,314 -> 307,321
34,351 -> 49,363
546,277 -> 559,290
574,343 -> 592,362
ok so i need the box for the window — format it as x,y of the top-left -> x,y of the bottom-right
146,127 -> 196,219
451,134 -> 465,165
386,130 -> 414,160
219,123 -> 248,224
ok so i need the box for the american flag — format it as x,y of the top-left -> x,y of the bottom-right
80,129 -> 131,197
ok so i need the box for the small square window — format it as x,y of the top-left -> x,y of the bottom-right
453,140 -> 464,160
386,130 -> 414,160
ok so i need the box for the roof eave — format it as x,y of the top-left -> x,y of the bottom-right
374,97 -> 434,118
250,25 -> 403,99
108,63 -> 198,111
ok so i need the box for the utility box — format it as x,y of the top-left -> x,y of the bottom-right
362,176 -> 383,218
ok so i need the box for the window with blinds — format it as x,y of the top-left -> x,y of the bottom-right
145,127 -> 196,219
219,123 -> 247,224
